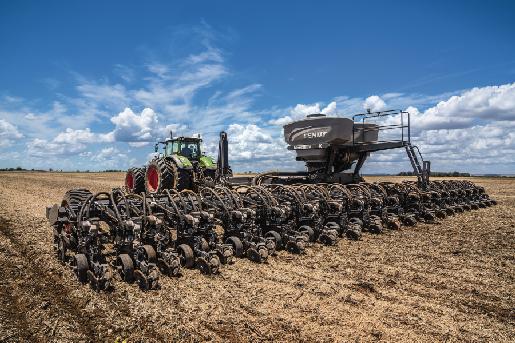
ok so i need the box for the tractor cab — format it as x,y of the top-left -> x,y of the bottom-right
162,137 -> 202,161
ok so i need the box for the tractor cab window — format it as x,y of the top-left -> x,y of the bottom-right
181,141 -> 200,159
165,141 -> 180,156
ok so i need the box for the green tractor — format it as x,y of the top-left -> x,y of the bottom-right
125,132 -> 224,194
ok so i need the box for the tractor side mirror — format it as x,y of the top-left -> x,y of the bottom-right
154,143 -> 159,153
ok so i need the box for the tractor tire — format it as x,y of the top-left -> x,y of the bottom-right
200,169 -> 217,188
145,158 -> 175,193
175,165 -> 192,191
62,188 -> 93,214
125,167 -> 145,194
145,158 -> 192,193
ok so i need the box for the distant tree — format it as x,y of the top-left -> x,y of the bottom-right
49,168 -> 53,172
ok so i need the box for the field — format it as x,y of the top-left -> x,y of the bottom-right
0,172 -> 513,342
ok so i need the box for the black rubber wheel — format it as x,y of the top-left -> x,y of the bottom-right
299,225 -> 315,242
319,231 -> 338,246
209,255 -> 221,274
349,217 -> 363,228
200,238 -> 210,252
265,231 -> 282,249
134,270 -> 149,290
197,257 -> 211,275
326,221 -> 340,231
200,169 -> 217,188
142,245 -> 157,263
145,158 -> 175,193
248,245 -> 268,263
178,244 -> 195,268
435,210 -> 446,219
62,188 -> 93,214
117,254 -> 134,282
346,226 -> 362,241
175,165 -> 192,191
125,167 -> 145,194
145,157 -> 193,193
226,236 -> 244,257
73,253 -> 89,283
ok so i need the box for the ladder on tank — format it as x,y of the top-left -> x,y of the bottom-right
405,143 -> 430,189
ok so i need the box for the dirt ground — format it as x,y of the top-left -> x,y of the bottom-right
0,172 -> 513,342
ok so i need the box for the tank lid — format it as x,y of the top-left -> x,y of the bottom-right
306,113 -> 326,118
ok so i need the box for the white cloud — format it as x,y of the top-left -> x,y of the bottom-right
268,101 -> 337,126
110,107 -> 158,142
27,138 -> 88,157
54,128 -> 113,144
363,95 -> 386,112
186,46 -> 223,65
128,141 -> 151,148
108,107 -> 187,144
410,83 -> 515,131
0,119 -> 23,147
225,124 -> 295,166
322,101 -> 337,115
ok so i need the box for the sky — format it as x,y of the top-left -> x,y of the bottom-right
1,0 -> 515,174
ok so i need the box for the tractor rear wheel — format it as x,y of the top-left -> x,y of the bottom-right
145,158 -> 192,193
145,158 -> 175,193
125,167 -> 145,194
175,165 -> 192,191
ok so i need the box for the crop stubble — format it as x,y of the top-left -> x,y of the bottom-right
0,172 -> 513,342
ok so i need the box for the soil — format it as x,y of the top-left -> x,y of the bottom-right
0,172 -> 513,342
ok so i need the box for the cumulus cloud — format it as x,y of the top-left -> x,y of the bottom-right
27,138 -> 89,157
54,128 -> 113,144
0,119 -> 23,147
26,127 -> 114,157
2,22 -> 514,175
110,107 -> 158,142
410,83 -> 515,131
363,95 -> 386,112
108,107 -> 187,144
269,101 -> 337,126
225,124 -> 289,161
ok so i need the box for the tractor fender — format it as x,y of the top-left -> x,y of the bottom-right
169,155 -> 193,169
199,155 -> 217,170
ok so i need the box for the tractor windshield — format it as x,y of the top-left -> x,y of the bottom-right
165,141 -> 180,156
180,141 -> 201,159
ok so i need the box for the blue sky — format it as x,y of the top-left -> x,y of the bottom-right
1,1 -> 515,174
